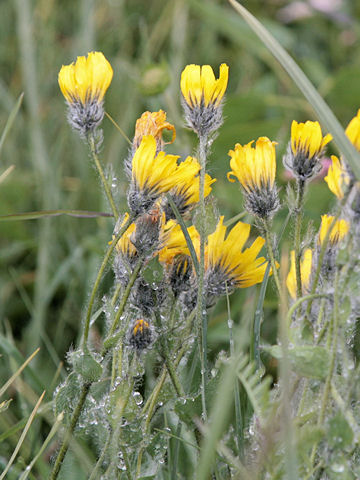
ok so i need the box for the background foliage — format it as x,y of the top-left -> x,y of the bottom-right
1,0 -> 360,477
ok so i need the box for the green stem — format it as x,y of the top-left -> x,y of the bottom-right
294,179 -> 305,299
88,133 -> 120,220
82,214 -> 133,349
106,258 -> 143,339
49,382 -> 91,480
310,270 -> 340,467
197,133 -> 208,421
262,219 -> 282,298
88,429 -> 112,480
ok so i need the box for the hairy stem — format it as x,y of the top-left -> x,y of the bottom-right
88,133 -> 119,220
262,219 -> 282,298
294,179 -> 305,299
50,382 -> 91,480
197,133 -> 208,421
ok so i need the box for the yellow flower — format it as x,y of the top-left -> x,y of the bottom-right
115,213 -> 137,258
205,216 -> 269,288
129,319 -> 152,350
180,64 -> 229,108
324,155 -> 349,199
286,249 -> 313,300
58,51 -> 113,105
158,222 -> 199,264
133,110 -> 176,151
291,120 -> 332,159
318,215 -> 349,245
345,109 -> 360,151
162,157 -> 216,219
228,137 -> 277,192
227,137 -> 279,219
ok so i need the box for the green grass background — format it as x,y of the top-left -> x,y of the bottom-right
1,0 -> 360,476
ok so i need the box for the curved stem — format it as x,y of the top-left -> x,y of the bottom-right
50,382 -> 91,480
197,133 -> 208,421
82,214 -> 133,349
88,134 -> 119,220
294,179 -> 305,299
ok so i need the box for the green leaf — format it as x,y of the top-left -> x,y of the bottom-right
267,345 -> 330,379
328,413 -> 354,450
0,209 -> 113,222
54,372 -> 81,424
70,348 -> 103,382
228,0 -> 360,180
0,92 -> 24,157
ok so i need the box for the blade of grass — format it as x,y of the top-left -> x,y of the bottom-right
0,348 -> 40,398
228,0 -> 360,180
0,391 -> 45,480
0,92 -> 24,157
0,209 -> 113,221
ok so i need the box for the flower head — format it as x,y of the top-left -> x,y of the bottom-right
286,249 -> 313,300
318,215 -> 349,246
180,63 -> 229,136
346,109 -> 360,151
162,157 -> 216,220
204,216 -> 270,301
283,120 -> 332,181
127,135 -> 180,214
227,137 -> 279,219
129,319 -> 152,351
324,155 -> 350,199
158,222 -> 199,265
58,51 -> 113,137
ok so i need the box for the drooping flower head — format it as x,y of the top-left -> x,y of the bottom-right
283,120 -> 332,181
204,216 -> 270,302
318,215 -> 349,246
286,249 -> 313,300
345,109 -> 360,152
161,157 -> 216,220
180,63 -> 229,136
58,51 -> 113,137
128,135 -> 180,215
324,155 -> 350,199
227,137 -> 279,219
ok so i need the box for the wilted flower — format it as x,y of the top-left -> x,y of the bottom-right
58,51 -> 113,138
324,155 -> 350,199
129,319 -> 152,351
286,249 -> 313,300
318,215 -> 349,245
283,120 -> 332,181
204,216 -> 270,302
227,137 -> 279,219
162,157 -> 216,220
133,110 -> 176,151
180,63 -> 229,137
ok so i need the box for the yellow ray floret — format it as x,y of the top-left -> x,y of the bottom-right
286,249 -> 313,300
180,63 -> 229,108
318,215 -> 349,245
324,155 -> 349,199
227,137 -> 277,192
205,216 -> 269,288
291,120 -> 332,159
58,51 -> 113,105
115,213 -> 137,258
132,135 -> 180,193
345,109 -> 360,151
164,157 -> 216,206
133,110 -> 176,149
158,222 -> 199,264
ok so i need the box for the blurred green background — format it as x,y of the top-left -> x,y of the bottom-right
0,0 -> 360,473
